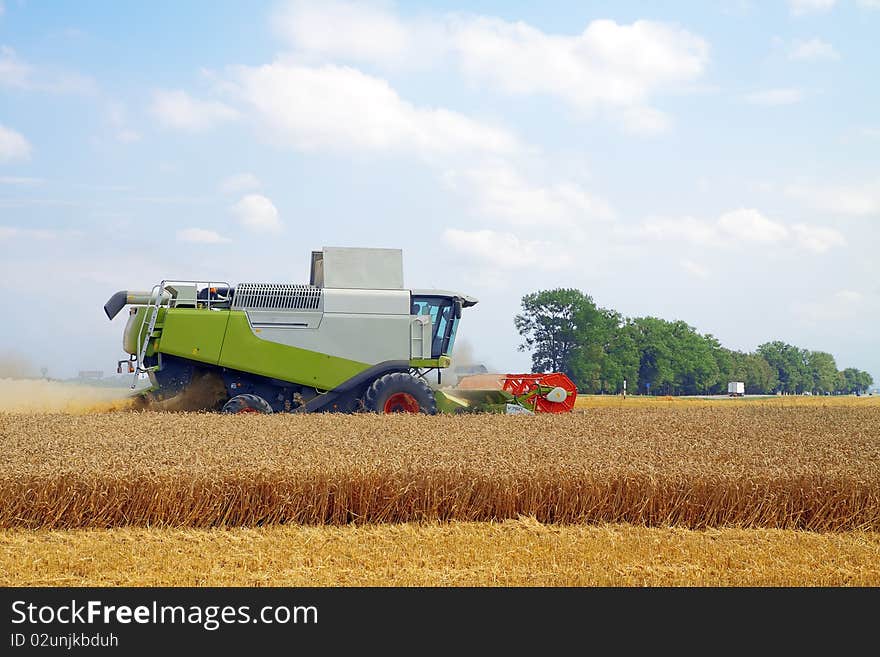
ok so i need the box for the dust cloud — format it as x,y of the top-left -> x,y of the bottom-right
0,378 -> 137,413
0,352 -> 37,379
137,372 -> 228,412
447,340 -> 504,390
0,350 -> 138,412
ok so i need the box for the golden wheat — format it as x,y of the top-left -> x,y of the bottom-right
1,404 -> 878,530
2,521 -> 879,586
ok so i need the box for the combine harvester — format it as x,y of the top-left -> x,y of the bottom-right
103,247 -> 576,415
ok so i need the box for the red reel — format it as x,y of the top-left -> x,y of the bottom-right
501,372 -> 578,413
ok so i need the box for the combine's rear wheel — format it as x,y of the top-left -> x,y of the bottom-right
364,373 -> 437,415
221,393 -> 273,414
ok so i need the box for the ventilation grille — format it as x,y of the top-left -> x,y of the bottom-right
231,283 -> 323,311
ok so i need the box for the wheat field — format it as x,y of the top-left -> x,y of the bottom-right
2,399 -> 878,531
3,520 -> 879,586
3,394 -> 879,586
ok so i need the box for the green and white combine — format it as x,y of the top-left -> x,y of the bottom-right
103,246 -> 515,414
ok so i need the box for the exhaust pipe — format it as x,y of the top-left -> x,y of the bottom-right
104,290 -> 171,320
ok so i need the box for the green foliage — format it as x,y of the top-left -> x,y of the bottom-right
514,289 -> 597,383
757,341 -> 810,394
839,368 -> 874,394
515,290 -> 873,396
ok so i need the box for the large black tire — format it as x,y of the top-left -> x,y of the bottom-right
221,393 -> 274,414
363,373 -> 437,415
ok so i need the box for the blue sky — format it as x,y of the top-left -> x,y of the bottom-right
0,0 -> 878,382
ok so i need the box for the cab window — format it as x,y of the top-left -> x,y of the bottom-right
411,295 -> 459,358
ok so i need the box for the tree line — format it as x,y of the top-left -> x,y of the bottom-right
514,289 -> 874,396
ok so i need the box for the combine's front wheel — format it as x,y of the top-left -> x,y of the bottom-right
221,393 -> 273,414
364,373 -> 437,414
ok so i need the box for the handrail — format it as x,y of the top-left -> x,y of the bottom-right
130,279 -> 231,389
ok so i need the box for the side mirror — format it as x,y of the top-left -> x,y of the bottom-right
454,299 -> 462,319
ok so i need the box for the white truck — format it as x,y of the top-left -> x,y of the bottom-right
727,381 -> 745,397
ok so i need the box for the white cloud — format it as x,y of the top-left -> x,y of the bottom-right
273,1 -> 429,67
0,198 -> 77,208
0,176 -> 42,185
0,124 -> 31,162
836,289 -> 862,303
176,228 -> 232,244
443,161 -> 613,228
227,62 -> 518,158
231,194 -> 281,232
793,288 -> 864,322
785,180 -> 880,216
791,224 -> 846,253
721,1 -> 755,15
789,38 -> 839,61
788,0 -> 837,15
859,127 -> 880,139
40,71 -> 96,95
680,259 -> 710,279
442,228 -> 572,271
0,46 -> 29,87
273,5 -> 710,133
0,46 -> 96,94
639,216 -> 724,246
618,106 -> 672,136
717,208 -> 789,242
106,102 -> 141,143
744,88 -> 804,106
638,208 -> 843,253
115,130 -> 141,144
0,226 -> 67,240
219,173 -> 262,194
451,17 -> 708,109
151,90 -> 239,132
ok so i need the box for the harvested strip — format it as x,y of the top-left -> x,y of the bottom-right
2,521 -> 879,586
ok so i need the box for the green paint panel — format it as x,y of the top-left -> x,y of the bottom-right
410,357 -> 451,369
126,307 -> 166,357
123,307 -> 147,355
156,308 -> 229,365
219,312 -> 371,389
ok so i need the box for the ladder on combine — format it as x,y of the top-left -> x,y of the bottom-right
131,281 -> 169,389
130,280 -> 231,389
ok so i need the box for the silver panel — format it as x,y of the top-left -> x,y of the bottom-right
410,315 -> 432,359
247,310 -> 322,329
255,313 -> 411,363
232,283 -> 323,311
411,288 -> 479,307
321,247 -> 403,290
323,288 -> 410,315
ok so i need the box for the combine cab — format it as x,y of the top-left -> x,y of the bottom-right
103,246 -> 576,415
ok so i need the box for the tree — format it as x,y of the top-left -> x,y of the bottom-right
569,306 -> 643,394
743,353 -> 779,394
515,288 -> 871,397
629,317 -> 675,394
839,368 -> 874,394
757,341 -> 810,393
514,289 -> 600,384
711,345 -> 740,394
668,323 -> 720,395
599,316 -> 640,394
858,371 -> 875,394
807,351 -> 838,394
